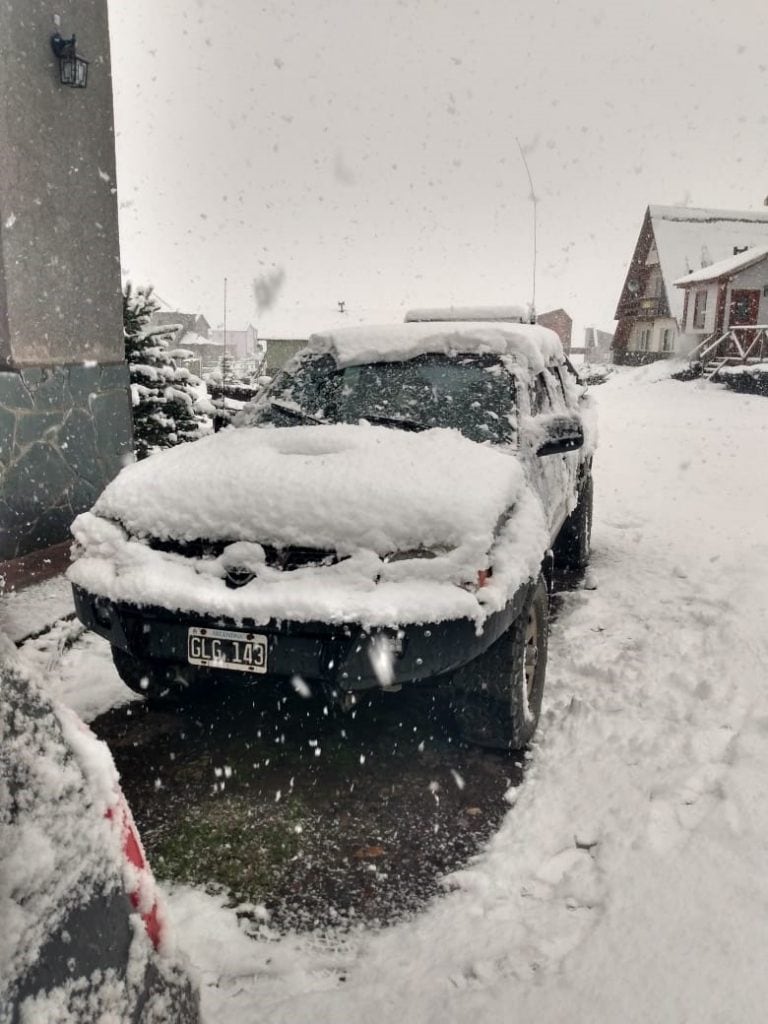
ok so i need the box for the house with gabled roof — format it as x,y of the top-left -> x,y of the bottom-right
536,308 -> 572,353
674,244 -> 768,370
150,311 -> 211,341
613,205 -> 768,364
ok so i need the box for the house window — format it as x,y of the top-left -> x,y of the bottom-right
660,328 -> 674,353
637,328 -> 651,351
693,289 -> 708,329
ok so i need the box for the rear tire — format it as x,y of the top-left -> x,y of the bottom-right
451,575 -> 549,750
554,475 -> 593,571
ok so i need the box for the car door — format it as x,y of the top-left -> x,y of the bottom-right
550,362 -> 583,516
523,366 -> 574,539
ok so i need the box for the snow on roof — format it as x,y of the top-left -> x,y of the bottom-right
304,322 -> 563,370
179,330 -> 223,348
649,206 -> 768,321
404,306 -> 527,323
649,205 -> 768,223
673,244 -> 768,287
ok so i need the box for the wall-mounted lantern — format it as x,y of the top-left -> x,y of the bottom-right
50,32 -> 89,88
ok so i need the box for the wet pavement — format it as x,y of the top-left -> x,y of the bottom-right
90,570 -> 583,934
93,682 -> 522,932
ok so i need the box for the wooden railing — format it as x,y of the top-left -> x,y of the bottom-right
688,326 -> 768,376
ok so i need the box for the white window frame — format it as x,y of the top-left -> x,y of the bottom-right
660,328 -> 674,353
693,290 -> 707,330
637,327 -> 651,351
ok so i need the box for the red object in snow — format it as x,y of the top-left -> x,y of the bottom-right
106,797 -> 162,949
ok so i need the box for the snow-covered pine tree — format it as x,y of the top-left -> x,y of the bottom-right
123,283 -> 207,460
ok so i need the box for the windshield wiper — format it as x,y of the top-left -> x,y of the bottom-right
360,413 -> 426,432
269,399 -> 324,425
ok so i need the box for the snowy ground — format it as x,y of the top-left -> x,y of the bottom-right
9,363 -> 768,1022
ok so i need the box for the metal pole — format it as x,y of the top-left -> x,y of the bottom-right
516,139 -> 538,323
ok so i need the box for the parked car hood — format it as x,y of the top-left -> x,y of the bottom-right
91,423 -> 525,555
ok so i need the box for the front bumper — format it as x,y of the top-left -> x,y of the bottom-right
73,583 -> 528,693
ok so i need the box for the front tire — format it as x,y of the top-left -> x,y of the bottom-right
451,575 -> 549,750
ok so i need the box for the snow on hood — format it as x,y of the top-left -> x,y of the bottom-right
70,422 -> 549,629
91,423 -> 525,555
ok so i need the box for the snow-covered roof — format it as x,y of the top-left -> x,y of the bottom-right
179,330 -> 223,348
404,306 -> 526,323
304,322 -> 563,369
673,244 -> 768,287
648,206 -> 768,321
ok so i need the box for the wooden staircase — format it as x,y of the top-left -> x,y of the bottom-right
688,326 -> 768,379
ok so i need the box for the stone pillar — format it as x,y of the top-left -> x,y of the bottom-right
0,0 -> 133,590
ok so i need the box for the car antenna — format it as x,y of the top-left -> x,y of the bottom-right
516,138 -> 538,324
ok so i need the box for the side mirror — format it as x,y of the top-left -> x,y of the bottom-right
536,413 -> 584,456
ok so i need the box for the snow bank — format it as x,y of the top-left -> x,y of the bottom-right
20,619 -> 134,722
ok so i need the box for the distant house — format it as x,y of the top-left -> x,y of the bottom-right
613,205 -> 768,364
536,309 -> 572,353
149,311 -> 223,373
151,312 -> 211,339
208,324 -> 259,362
674,244 -> 768,366
573,327 -> 614,363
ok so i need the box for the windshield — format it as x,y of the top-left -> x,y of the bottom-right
243,352 -> 516,444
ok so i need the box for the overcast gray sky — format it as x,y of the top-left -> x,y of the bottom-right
108,0 -> 768,340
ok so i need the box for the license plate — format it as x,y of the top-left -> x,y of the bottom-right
187,626 -> 268,674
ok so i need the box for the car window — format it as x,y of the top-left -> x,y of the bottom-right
550,366 -> 569,408
244,352 -> 517,444
529,372 -> 553,416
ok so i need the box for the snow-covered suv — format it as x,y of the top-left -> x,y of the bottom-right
69,322 -> 594,749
